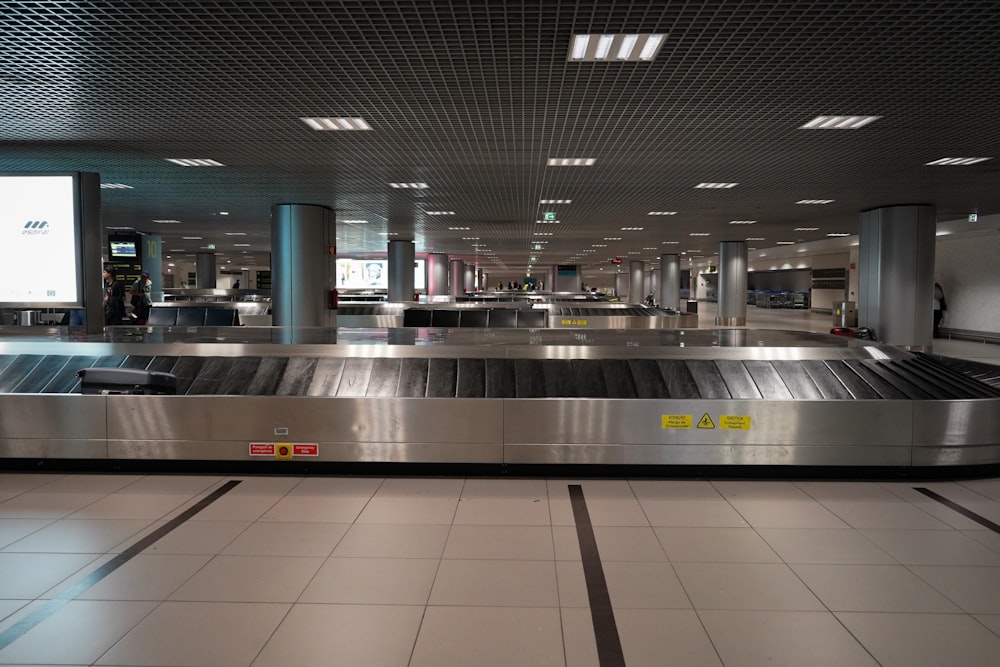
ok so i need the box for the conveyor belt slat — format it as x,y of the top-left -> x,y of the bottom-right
603,360 -> 638,398
219,357 -> 262,395
515,359 -> 546,398
307,358 -> 346,396
367,358 -> 402,397
862,360 -> 937,399
771,360 -> 823,399
838,361 -> 909,399
658,360 -> 700,399
743,361 -> 793,399
247,357 -> 288,395
44,355 -> 99,393
483,359 -> 511,398
686,360 -> 731,399
397,358 -> 429,397
629,359 -> 669,398
543,360 -> 578,397
337,358 -> 373,397
802,361 -> 855,399
121,355 -> 155,369
276,357 -> 318,396
426,358 -> 458,397
12,356 -> 71,394
715,360 -> 763,399
572,359 -> 608,398
0,355 -> 45,393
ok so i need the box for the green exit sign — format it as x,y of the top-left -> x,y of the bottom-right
543,212 -> 556,221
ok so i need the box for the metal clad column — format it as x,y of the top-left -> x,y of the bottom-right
449,259 -> 464,296
426,253 -> 448,298
464,264 -> 476,292
271,204 -> 335,328
649,270 -> 660,305
660,253 -> 680,310
717,241 -> 748,326
628,261 -> 645,302
388,239 -> 415,302
858,204 -> 936,347
195,252 -> 217,289
614,272 -> 627,299
79,172 -> 105,335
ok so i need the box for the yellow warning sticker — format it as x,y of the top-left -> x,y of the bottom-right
661,415 -> 693,429
720,415 -> 751,430
697,413 -> 716,429
560,319 -> 588,326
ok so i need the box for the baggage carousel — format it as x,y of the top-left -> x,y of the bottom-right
0,327 -> 998,472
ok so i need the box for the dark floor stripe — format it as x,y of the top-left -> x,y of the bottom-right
568,484 -> 625,667
0,479 -> 242,650
914,487 -> 1000,533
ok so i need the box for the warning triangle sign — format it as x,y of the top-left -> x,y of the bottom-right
697,413 -> 716,429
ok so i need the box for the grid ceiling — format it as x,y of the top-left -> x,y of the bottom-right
2,0 -> 999,274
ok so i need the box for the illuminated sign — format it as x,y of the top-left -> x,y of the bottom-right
336,258 -> 426,289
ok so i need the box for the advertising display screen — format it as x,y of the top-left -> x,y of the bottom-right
0,173 -> 82,305
336,258 -> 425,290
109,240 -> 138,257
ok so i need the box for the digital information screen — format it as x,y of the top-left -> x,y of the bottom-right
336,258 -> 425,290
109,240 -> 137,257
0,174 -> 82,305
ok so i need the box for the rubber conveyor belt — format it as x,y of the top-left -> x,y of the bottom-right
1,352 -> 998,400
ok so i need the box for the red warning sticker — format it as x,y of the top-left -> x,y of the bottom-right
293,443 -> 319,456
249,442 -> 275,456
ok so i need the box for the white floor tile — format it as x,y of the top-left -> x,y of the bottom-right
95,601 -> 289,667
861,529 -> 1000,566
791,563 -> 962,612
908,565 -> 1000,613
453,497 -> 551,524
461,477 -> 549,498
355,496 -> 458,524
331,522 -> 450,558
143,519 -> 251,555
0,493 -> 106,519
259,494 -> 370,523
2,518 -> 150,553
0,552 -> 100,598
169,555 -> 324,602
252,604 -> 423,667
118,475 -> 223,495
428,559 -> 558,607
655,527 -> 781,562
220,521 -> 349,557
554,526 -> 667,561
639,499 -> 750,527
187,493 -> 281,521
32,474 -> 144,494
757,528 -> 897,564
837,611 -> 1000,667
700,609 -> 879,666
286,476 -> 382,496
628,479 -> 725,501
76,553 -> 211,601
727,498 -> 849,528
443,524 -> 554,559
410,606 -> 564,667
298,557 -> 438,604
819,500 -> 953,529
0,518 -> 51,549
674,562 -> 824,611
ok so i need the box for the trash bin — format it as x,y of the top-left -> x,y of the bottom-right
833,301 -> 857,327
17,310 -> 39,326
686,300 -> 698,314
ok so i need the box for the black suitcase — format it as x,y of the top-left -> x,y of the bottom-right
76,368 -> 177,395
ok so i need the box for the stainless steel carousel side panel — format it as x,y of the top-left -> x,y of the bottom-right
0,395 -> 109,458
910,399 -> 1000,466
106,396 -> 503,463
502,399 -> 913,466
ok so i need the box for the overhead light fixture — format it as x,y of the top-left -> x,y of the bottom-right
745,237 -> 765,241
924,157 -> 992,166
300,117 -> 372,131
604,237 -> 622,241
689,232 -> 710,236
224,232 -> 247,236
547,158 -> 596,166
233,243 -> 251,247
776,241 -> 796,245
826,233 -> 851,237
165,158 -> 225,166
105,226 -> 134,230
793,227 -> 820,231
536,219 -> 560,224
695,182 -> 738,189
534,232 -> 554,236
388,182 -> 429,188
425,211 -> 455,215
181,236 -> 202,240
647,211 -> 677,215
592,244 -> 608,247
219,211 -> 230,215
569,34 -> 666,62
800,115 -> 880,129
621,227 -> 644,231
540,199 -> 572,204
729,220 -> 757,225
796,199 -> 834,204
448,226 -> 470,230
153,219 -> 182,224
100,183 -> 133,189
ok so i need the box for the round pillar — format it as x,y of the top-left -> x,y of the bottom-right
717,241 -> 748,326
426,253 -> 449,297
271,203 -> 336,328
659,254 -> 681,310
628,261 -> 645,302
449,259 -> 464,296
195,252 -> 217,289
387,239 -> 415,302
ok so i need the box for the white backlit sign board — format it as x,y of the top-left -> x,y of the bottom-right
336,258 -> 426,290
0,174 -> 82,305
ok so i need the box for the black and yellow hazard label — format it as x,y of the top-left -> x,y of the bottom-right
697,413 -> 716,429
662,415 -> 693,429
720,415 -> 751,430
275,442 -> 293,460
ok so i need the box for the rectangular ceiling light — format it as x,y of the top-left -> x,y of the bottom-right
233,243 -> 251,247
100,183 -> 133,189
729,220 -> 757,225
794,227 -> 820,231
166,159 -> 225,166
776,241 -> 796,245
826,232 -> 851,237
547,158 -> 596,166
800,115 -> 880,129
224,232 -> 247,236
569,34 -> 666,62
745,237 -> 765,241
153,219 -> 182,223
388,182 -> 429,188
341,219 -> 369,224
300,117 -> 371,131
695,182 -> 738,189
540,199 -> 572,204
448,226 -> 470,230
536,219 -> 560,224
647,211 -> 677,215
689,232 -> 710,236
796,199 -> 834,204
925,157 -> 992,166
425,211 -> 455,215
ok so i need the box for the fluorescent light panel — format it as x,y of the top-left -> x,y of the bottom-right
621,227 -> 644,231
925,157 -> 992,166
547,158 -> 596,166
569,34 -> 666,61
796,199 -> 834,204
300,117 -> 371,131
153,219 -> 181,223
536,220 -> 560,224
166,158 -> 224,166
540,199 -> 572,204
729,220 -> 756,225
826,233 -> 851,237
425,211 -> 455,215
793,227 -> 820,231
100,183 -> 133,189
388,182 -> 429,188
689,232 -> 710,236
341,219 -> 369,224
695,182 -> 738,188
800,115 -> 880,129
647,211 -> 677,215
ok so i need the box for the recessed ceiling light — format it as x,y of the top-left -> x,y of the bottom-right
695,183 -> 738,189
534,232 -> 553,236
776,241 -> 796,245
300,117 -> 372,131
647,211 -> 677,215
448,226 -> 470,230
547,158 -> 596,166
105,226 -> 134,230
182,236 -> 202,240
592,244 -> 607,247
569,34 -> 666,62
536,219 -> 561,224
341,219 -> 369,224
153,219 -> 182,224
379,232 -> 400,236
233,243 -> 251,247
388,182 -> 429,189
219,211 -> 230,215
461,237 -> 480,240
745,237 -> 765,241
729,220 -> 757,225
621,227 -> 644,231
642,247 -> 657,250
540,199 -> 572,205
793,227 -> 820,231
800,115 -> 880,129
662,241 -> 680,244
604,237 -> 622,240
689,232 -> 710,236
425,211 -> 455,215
224,232 -> 247,236
166,158 -> 224,166
796,199 -> 834,204
924,157 -> 992,166
100,183 -> 133,189
826,233 -> 851,237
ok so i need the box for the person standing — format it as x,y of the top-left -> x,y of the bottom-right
104,269 -> 126,325
933,282 -> 946,338
132,271 -> 152,324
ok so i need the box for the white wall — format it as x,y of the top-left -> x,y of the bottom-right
935,233 -> 1000,334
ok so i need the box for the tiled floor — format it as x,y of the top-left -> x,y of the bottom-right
0,474 -> 999,666
2,308 -> 999,665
